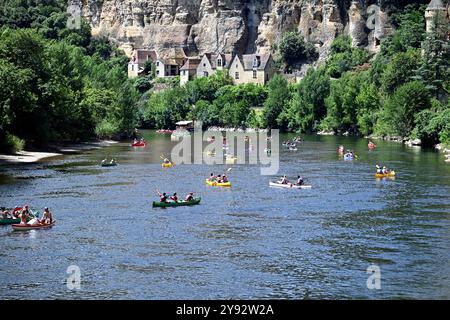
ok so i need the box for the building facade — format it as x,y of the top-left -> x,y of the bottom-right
180,58 -> 201,86
128,49 -> 158,78
196,53 -> 233,78
228,53 -> 276,85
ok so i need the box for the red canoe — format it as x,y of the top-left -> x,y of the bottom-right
131,142 -> 146,147
368,143 -> 376,149
12,221 -> 56,231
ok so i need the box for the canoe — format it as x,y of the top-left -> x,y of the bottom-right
162,162 -> 173,168
205,179 -> 231,187
343,154 -> 356,160
152,198 -> 201,208
12,220 -> 56,231
368,144 -> 376,149
375,171 -> 396,178
101,163 -> 117,167
0,218 -> 20,225
131,142 -> 146,147
269,181 -> 312,189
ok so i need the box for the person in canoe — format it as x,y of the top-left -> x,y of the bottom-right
110,158 -> 116,165
19,206 -> 30,225
296,176 -> 304,186
2,207 -> 12,219
216,174 -> 223,183
185,192 -> 194,202
278,175 -> 290,184
170,193 -> 178,202
40,207 -> 54,225
222,174 -> 229,183
376,165 -> 382,174
157,191 -> 168,203
208,173 -> 217,181
163,158 -> 171,164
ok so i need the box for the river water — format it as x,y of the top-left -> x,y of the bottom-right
0,131 -> 449,299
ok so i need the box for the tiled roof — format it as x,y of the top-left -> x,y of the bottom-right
237,53 -> 271,71
203,53 -> 233,69
131,49 -> 158,65
180,58 -> 201,70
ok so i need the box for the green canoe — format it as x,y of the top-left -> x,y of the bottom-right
101,163 -> 117,167
152,197 -> 201,208
0,218 -> 20,225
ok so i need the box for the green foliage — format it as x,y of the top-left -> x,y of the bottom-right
326,36 -> 369,78
380,4 -> 426,56
263,75 -> 290,129
0,133 -> 25,153
381,49 -> 422,94
280,67 -> 330,132
414,14 -> 450,99
279,31 -> 316,68
375,81 -> 431,137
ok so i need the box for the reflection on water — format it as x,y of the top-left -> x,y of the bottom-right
0,131 -> 449,299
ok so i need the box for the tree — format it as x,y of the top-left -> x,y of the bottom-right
414,13 -> 450,100
279,31 -> 316,69
280,67 -> 330,132
376,81 -> 431,137
381,49 -> 422,94
263,74 -> 290,129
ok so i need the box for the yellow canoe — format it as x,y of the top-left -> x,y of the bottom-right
375,171 -> 395,178
162,162 -> 173,168
205,179 -> 231,187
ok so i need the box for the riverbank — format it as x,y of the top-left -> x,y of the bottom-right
0,140 -> 119,164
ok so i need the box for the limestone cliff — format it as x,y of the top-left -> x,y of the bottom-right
71,0 -> 404,59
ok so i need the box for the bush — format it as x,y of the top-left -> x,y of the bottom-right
95,119 -> 120,139
0,133 -> 25,153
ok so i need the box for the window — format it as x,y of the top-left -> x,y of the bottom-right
217,59 -> 222,67
131,65 -> 134,71
203,63 -> 206,67
156,70 -> 160,75
203,71 -> 209,77
235,72 -> 239,80
253,70 -> 257,79
156,61 -> 160,66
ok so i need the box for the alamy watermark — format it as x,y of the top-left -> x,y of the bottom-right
67,265 -> 81,290
366,264 -> 381,290
366,5 -> 381,30
170,122 -> 279,175
67,4 -> 81,30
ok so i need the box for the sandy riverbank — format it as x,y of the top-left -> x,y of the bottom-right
0,140 -> 119,164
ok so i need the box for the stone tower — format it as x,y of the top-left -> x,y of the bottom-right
425,0 -> 447,32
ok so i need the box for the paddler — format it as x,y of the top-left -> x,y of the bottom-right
185,192 -> 194,202
157,191 -> 168,203
19,207 -> 29,225
170,193 -> 178,202
279,175 -> 289,184
209,173 -> 216,181
222,174 -> 228,183
296,176 -> 304,186
163,158 -> 170,164
1,207 -> 11,219
40,207 -> 53,225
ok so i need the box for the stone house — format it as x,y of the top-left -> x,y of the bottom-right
228,53 -> 276,85
127,49 -> 158,78
180,58 -> 201,86
196,53 -> 233,78
155,48 -> 187,78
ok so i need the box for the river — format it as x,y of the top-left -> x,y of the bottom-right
1,131 -> 449,299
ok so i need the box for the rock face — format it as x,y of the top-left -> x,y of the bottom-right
71,0 -> 396,58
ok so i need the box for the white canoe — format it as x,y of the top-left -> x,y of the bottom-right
269,182 -> 311,189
